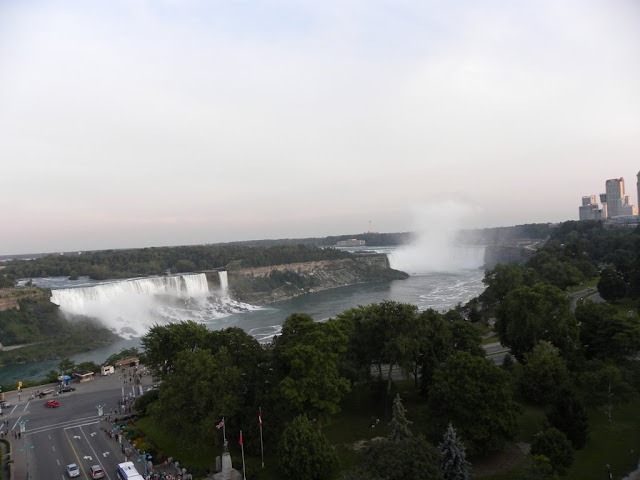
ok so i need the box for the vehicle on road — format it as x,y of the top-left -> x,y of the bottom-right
90,464 -> 105,478
60,386 -> 76,393
67,463 -> 80,478
0,400 -> 11,408
44,400 -> 60,408
116,461 -> 144,480
38,388 -> 54,398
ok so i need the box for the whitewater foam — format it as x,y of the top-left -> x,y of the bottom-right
49,273 -> 260,339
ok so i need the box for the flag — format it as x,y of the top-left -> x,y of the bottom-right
216,419 -> 225,430
259,409 -> 262,427
239,431 -> 243,446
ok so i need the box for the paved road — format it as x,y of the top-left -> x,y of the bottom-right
1,369 -> 154,480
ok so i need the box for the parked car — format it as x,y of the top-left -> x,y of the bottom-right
38,389 -> 54,398
90,465 -> 105,479
0,400 -> 11,408
67,463 -> 80,478
44,400 -> 60,408
59,386 -> 76,393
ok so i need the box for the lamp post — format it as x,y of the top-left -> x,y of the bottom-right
137,450 -> 152,477
605,464 -> 612,480
18,419 -> 32,480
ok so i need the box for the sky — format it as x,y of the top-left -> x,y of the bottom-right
1,0 -> 639,255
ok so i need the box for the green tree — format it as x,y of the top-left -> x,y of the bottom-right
149,347 -> 242,446
449,321 -> 484,357
419,309 -> 453,395
495,283 -> 578,362
141,320 -> 209,378
277,415 -> 338,480
357,436 -> 443,480
387,394 -> 412,443
579,363 -> 635,423
428,352 -> 520,456
576,301 -> 640,361
521,455 -> 558,480
133,389 -> 159,417
370,301 -> 421,395
274,314 -> 350,426
479,263 -> 531,310
519,341 -> 570,405
597,267 -> 627,302
439,422 -> 471,480
545,386 -> 589,449
530,427 -> 574,475
58,357 -> 76,375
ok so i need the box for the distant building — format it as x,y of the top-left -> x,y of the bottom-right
603,177 -> 636,218
336,239 -> 366,247
637,171 -> 640,214
579,195 -> 604,221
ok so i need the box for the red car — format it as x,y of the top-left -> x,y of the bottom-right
44,400 -> 60,408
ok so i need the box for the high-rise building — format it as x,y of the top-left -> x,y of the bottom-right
602,177 -> 637,218
579,195 -> 603,220
637,171 -> 640,215
605,178 -> 625,218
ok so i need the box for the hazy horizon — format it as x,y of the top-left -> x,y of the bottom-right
2,0 -> 639,256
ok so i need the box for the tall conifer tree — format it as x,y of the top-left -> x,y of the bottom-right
439,422 -> 471,480
387,394 -> 412,443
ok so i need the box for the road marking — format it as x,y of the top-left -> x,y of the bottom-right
28,418 -> 100,435
10,405 -> 18,414
80,425 -> 113,480
57,459 -> 60,465
49,434 -> 52,440
63,428 -> 89,480
11,415 -> 21,431
52,445 -> 55,451
22,402 -> 29,412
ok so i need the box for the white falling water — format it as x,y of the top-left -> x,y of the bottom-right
218,271 -> 229,295
388,201 -> 486,274
49,273 -> 259,339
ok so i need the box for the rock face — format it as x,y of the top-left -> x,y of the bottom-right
0,287 -> 49,312
220,254 -> 408,305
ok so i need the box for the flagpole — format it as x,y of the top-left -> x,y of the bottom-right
223,417 -> 226,443
240,430 -> 246,480
259,407 -> 264,468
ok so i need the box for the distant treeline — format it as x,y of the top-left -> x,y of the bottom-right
1,244 -> 354,282
460,223 -> 552,244
217,231 -> 413,247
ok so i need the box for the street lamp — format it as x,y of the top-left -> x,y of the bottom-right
137,450 -> 152,476
605,464 -> 612,480
18,419 -> 32,480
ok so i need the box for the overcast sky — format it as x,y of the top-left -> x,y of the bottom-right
1,0 -> 639,255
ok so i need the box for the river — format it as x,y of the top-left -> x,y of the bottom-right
0,248 -> 486,383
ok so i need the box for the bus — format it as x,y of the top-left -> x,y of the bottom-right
116,462 -> 144,480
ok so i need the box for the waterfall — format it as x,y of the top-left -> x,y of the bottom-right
218,271 -> 229,294
389,244 -> 486,274
50,274 -> 211,338
47,272 -> 259,340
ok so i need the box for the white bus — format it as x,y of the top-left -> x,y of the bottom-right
116,462 -> 145,480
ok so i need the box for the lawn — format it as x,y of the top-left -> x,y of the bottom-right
561,399 -> 640,480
